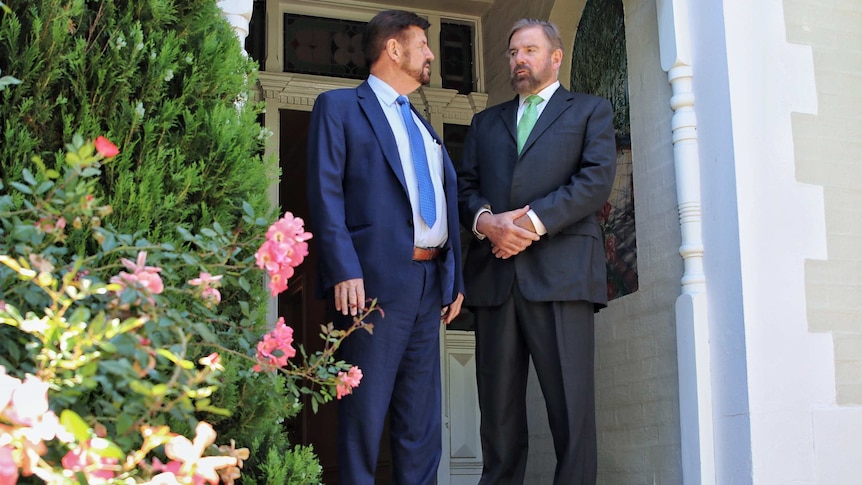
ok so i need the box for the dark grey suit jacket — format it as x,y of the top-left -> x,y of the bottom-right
456,86 -> 616,308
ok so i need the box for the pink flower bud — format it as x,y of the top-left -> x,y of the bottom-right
94,136 -> 120,158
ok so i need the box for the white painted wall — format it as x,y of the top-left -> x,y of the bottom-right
786,0 -> 862,482
691,0 -> 839,483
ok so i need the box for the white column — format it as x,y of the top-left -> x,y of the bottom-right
218,0 -> 253,55
656,0 -> 715,484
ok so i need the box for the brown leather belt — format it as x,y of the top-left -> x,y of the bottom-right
413,247 -> 442,261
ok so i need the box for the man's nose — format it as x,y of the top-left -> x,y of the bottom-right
511,51 -> 525,65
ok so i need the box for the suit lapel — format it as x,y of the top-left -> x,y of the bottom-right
497,96 -> 519,146
520,87 -> 573,157
356,81 -> 409,194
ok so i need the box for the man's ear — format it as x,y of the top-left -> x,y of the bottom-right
552,48 -> 563,69
385,38 -> 400,62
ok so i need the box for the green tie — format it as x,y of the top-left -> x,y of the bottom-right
517,94 -> 542,154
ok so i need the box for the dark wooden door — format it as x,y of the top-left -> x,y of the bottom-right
277,109 -> 392,485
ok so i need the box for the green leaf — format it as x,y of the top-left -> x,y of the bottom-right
176,226 -> 194,241
116,413 -> 134,435
238,277 -> 250,293
192,322 -> 218,343
156,348 -> 195,369
242,200 -> 255,218
60,409 -> 92,442
129,380 -> 151,395
96,340 -> 117,353
9,182 -> 32,194
35,181 -> 53,195
98,231 -> 117,252
89,437 -> 126,460
195,402 -> 233,416
21,168 -> 37,185
115,317 -> 145,335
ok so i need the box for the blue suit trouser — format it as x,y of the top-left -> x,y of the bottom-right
335,260 -> 443,485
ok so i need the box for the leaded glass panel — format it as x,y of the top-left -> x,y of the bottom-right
284,14 -> 368,79
440,22 -> 475,94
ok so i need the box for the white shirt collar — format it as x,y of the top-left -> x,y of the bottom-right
367,74 -> 401,107
518,80 -> 561,106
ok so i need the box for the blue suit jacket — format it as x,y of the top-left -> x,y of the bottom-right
307,81 -> 464,307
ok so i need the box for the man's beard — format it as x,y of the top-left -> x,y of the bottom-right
416,63 -> 431,85
510,64 -> 541,92
402,53 -> 431,85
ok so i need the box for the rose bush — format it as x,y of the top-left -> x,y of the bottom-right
0,136 -> 371,483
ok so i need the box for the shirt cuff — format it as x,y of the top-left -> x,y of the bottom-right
526,209 -> 547,236
472,206 -> 492,240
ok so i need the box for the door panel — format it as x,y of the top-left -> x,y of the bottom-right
278,109 -> 392,484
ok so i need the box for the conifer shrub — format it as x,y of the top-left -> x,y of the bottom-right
0,1 -> 326,482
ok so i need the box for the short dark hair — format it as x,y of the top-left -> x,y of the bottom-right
363,10 -> 431,65
508,18 -> 563,52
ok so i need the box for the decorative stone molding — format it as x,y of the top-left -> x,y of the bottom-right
421,87 -> 460,115
256,72 -> 488,122
257,72 -> 360,111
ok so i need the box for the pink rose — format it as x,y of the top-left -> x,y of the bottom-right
61,441 -> 118,481
254,213 -> 313,296
253,318 -> 296,371
336,366 -> 363,399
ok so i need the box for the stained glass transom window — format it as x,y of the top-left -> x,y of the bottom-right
284,14 -> 368,79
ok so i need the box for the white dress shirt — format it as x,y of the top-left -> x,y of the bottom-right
368,75 -> 448,248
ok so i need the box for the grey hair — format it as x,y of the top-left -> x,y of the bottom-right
507,19 -> 564,52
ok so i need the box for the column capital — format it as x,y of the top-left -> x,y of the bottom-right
218,0 -> 253,51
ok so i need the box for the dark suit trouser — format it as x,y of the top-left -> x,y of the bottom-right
475,282 -> 596,485
336,260 -> 442,485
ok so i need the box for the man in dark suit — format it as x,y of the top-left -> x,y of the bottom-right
455,18 -> 616,485
306,9 -> 465,485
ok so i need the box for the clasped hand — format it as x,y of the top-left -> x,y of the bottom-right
476,205 -> 541,259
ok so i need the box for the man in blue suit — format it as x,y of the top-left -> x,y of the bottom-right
306,9 -> 465,485
456,19 -> 616,485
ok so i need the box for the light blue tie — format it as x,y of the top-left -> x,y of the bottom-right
396,95 -> 436,228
